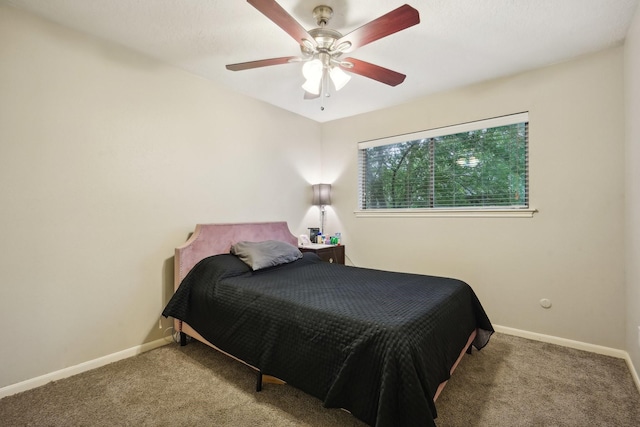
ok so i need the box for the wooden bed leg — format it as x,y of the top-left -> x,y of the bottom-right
180,331 -> 187,346
256,371 -> 263,392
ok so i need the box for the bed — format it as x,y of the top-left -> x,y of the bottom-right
162,221 -> 493,427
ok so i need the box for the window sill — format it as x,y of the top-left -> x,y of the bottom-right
354,208 -> 538,218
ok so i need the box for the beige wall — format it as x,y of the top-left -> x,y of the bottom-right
322,47 -> 626,350
0,5 -> 321,388
625,5 -> 640,375
1,2 -> 635,391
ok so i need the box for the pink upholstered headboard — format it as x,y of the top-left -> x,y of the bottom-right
174,222 -> 298,290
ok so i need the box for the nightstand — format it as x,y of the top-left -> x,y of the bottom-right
299,244 -> 345,264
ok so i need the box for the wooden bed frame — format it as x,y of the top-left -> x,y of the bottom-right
172,221 -> 476,399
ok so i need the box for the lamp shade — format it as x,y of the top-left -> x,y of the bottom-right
302,58 -> 323,80
312,183 -> 331,206
302,59 -> 323,95
302,77 -> 322,95
329,66 -> 351,91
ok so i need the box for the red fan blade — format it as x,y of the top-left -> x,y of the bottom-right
342,58 -> 406,86
336,4 -> 419,53
226,56 -> 299,71
248,0 -> 317,48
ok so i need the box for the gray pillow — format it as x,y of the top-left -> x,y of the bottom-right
230,240 -> 302,271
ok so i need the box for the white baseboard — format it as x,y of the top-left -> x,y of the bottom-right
3,328 -> 639,399
494,324 -> 640,393
624,352 -> 640,394
0,338 -> 169,399
493,325 -> 627,358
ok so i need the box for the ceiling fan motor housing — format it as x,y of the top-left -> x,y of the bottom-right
300,5 -> 347,59
302,27 -> 343,56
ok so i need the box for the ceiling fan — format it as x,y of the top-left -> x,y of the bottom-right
226,0 -> 420,102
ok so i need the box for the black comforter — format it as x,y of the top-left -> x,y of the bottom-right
163,252 -> 493,427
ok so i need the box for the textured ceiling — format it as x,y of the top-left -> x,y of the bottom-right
4,0 -> 639,122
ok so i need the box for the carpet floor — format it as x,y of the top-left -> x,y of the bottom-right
1,332 -> 639,426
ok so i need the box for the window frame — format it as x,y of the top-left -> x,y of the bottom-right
355,112 -> 537,218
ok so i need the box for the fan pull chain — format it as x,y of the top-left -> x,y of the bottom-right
320,66 -> 330,111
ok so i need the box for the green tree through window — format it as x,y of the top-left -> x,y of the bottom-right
358,114 -> 528,210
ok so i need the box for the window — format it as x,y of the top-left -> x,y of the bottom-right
357,113 -> 532,217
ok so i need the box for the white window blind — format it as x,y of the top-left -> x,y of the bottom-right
358,113 -> 529,210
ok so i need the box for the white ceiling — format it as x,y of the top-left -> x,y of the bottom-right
4,0 -> 639,122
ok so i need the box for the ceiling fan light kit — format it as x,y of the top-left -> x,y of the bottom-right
301,50 -> 351,96
226,0 -> 420,109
